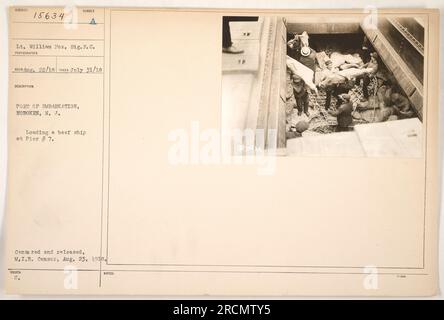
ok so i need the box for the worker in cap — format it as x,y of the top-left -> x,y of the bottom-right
324,78 -> 355,110
299,47 -> 317,77
292,74 -> 310,117
328,93 -> 354,132
359,51 -> 379,100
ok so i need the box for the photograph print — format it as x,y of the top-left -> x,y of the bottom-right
221,14 -> 425,157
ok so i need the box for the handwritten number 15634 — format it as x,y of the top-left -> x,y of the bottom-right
33,12 -> 65,21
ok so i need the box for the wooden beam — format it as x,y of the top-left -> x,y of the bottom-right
361,23 -> 424,120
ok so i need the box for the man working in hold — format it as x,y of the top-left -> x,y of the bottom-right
324,78 -> 356,111
359,52 -> 379,100
292,75 -> 310,117
328,94 -> 353,132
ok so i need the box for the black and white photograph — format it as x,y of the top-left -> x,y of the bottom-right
221,15 -> 425,157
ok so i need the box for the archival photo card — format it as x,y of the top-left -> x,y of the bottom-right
4,7 -> 439,296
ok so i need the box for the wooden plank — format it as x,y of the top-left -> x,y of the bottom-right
277,96 -> 287,149
222,40 -> 260,72
387,18 -> 424,55
354,118 -> 422,157
278,20 -> 288,149
287,119 -> 422,158
244,18 -> 269,132
409,89 -> 423,120
362,28 -> 378,43
362,25 -> 423,119
286,131 -> 365,156
221,73 -> 255,135
265,18 -> 288,150
286,22 -> 361,34
256,17 -> 277,135
265,18 -> 283,150
377,18 -> 424,83
280,29 -> 287,102
229,19 -> 263,41
269,19 -> 288,150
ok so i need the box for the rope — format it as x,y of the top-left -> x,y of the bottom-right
306,92 -> 336,133
371,76 -> 379,121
